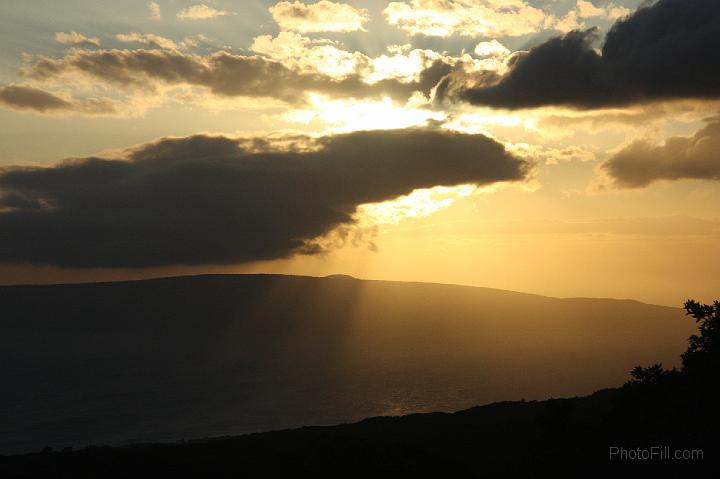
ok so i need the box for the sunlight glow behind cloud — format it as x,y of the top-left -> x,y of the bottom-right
359,185 -> 478,225
282,94 -> 445,132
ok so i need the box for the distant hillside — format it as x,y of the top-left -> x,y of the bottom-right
0,274 -> 695,454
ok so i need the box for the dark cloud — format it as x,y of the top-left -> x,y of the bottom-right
0,84 -> 117,115
0,85 -> 72,112
23,48 -> 456,104
0,128 -> 530,268
602,119 -> 720,187
438,0 -> 720,109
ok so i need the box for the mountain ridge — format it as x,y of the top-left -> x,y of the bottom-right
0,272 -> 677,309
0,273 -> 694,455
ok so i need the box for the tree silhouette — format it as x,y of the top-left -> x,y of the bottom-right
681,299 -> 720,377
630,363 -> 665,384
629,299 -> 720,385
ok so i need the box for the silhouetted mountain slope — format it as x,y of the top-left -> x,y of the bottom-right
1,384 -> 716,477
0,274 -> 695,454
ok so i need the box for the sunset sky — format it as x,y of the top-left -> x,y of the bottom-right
0,0 -> 718,306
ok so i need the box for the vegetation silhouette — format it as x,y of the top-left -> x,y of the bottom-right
1,296 -> 718,477
630,300 -> 720,383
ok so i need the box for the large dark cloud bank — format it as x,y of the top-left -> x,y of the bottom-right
0,128 -> 529,268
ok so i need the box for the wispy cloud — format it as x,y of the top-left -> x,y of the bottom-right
384,0 -> 549,37
116,32 -> 178,50
55,31 -> 100,47
22,46 -> 463,106
0,84 -> 117,115
270,1 -> 369,33
176,3 -> 235,20
148,0 -> 161,19
383,0 -> 631,38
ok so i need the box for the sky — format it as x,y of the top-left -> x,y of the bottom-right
0,0 -> 718,306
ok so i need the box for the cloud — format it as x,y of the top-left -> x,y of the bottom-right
508,143 -> 596,165
384,0 -> 550,37
553,1 -> 631,33
55,31 -> 100,47
383,0 -> 630,37
116,33 -> 178,50
270,1 -> 368,33
22,47 -> 459,105
250,32 -> 369,78
576,0 -> 629,20
437,0 -> 720,109
0,128 -> 530,268
0,85 -> 71,112
575,0 -> 605,18
0,85 -> 117,115
176,4 -> 235,20
601,119 -> 720,187
474,40 -> 510,59
249,32 -> 475,85
148,1 -> 161,19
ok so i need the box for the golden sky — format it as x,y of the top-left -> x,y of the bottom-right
0,0 -> 718,305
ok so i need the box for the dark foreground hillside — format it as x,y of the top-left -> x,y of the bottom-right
0,274 -> 694,453
1,381 -> 717,477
